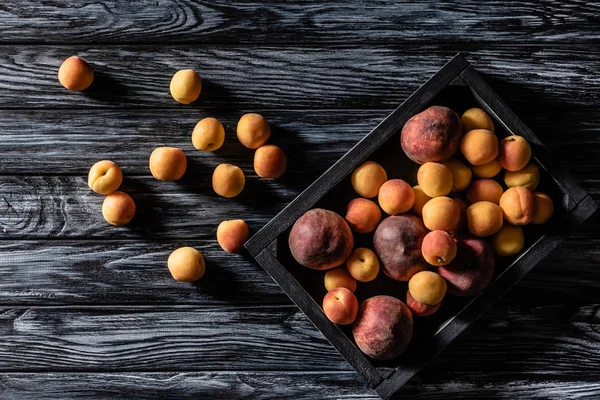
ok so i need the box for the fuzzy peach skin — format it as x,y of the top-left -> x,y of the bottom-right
417,162 -> 453,198
406,290 -> 441,317
492,224 -> 524,257
422,196 -> 460,232
212,164 -> 245,198
460,129 -> 499,166
324,267 -> 357,292
400,106 -> 463,164
149,147 -> 187,181
323,287 -> 359,325
351,161 -> 387,198
532,192 -> 554,224
504,163 -> 539,190
471,159 -> 502,179
442,158 -> 472,192
289,208 -> 354,270
461,108 -> 494,133
167,246 -> 205,282
373,215 -> 429,281
170,69 -> 202,104
102,191 -> 136,226
352,295 -> 413,359
466,179 -> 504,205
411,185 -> 432,217
217,219 -> 250,253
345,198 -> 382,234
378,179 -> 414,215
58,56 -> 94,91
498,135 -> 531,172
237,113 -> 271,149
421,230 -> 457,266
466,201 -> 503,237
254,145 -> 287,179
346,247 -> 380,282
88,160 -> 123,195
192,117 -> 225,152
499,186 -> 536,225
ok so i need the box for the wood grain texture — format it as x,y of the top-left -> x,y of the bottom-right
0,1 -> 598,44
0,45 -> 597,109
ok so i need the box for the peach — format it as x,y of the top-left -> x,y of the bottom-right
324,267 -> 357,292
461,108 -> 494,133
237,113 -> 271,149
351,161 -> 387,198
422,196 -> 460,232
442,158 -> 472,192
170,69 -> 202,104
498,135 -> 532,172
421,230 -> 457,266
492,224 -> 524,257
323,287 -> 359,325
504,163 -> 540,190
532,192 -> 554,224
378,179 -> 414,215
254,144 -> 287,179
167,246 -> 205,282
408,271 -> 447,305
460,129 -> 499,166
406,290 -> 441,317
466,201 -> 503,237
352,295 -> 413,359
149,147 -> 187,181
345,198 -> 382,234
102,191 -> 135,226
411,185 -> 432,217
88,160 -> 123,195
417,162 -> 453,197
58,56 -> 94,91
217,219 -> 250,253
401,106 -> 463,164
192,117 -> 225,152
465,179 -> 504,205
499,186 -> 536,225
346,248 -> 380,282
289,208 -> 354,270
454,198 -> 468,232
471,159 -> 502,178
212,164 -> 245,198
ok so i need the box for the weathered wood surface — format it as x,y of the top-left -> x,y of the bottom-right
0,0 -> 598,45
0,45 -> 598,109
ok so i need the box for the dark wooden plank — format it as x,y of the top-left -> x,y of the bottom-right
0,1 -> 598,44
0,45 -> 597,109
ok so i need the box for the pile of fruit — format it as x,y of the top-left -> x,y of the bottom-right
59,55 -> 287,282
288,105 -> 555,360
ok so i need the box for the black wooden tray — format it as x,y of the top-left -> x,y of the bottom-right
245,54 -> 598,399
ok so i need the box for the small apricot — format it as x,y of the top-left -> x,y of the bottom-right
411,185 -> 431,217
498,135 -> 531,172
170,69 -> 202,104
212,164 -> 245,198
504,163 -> 540,190
492,224 -> 525,256
461,108 -> 494,133
442,158 -> 472,192
422,196 -> 460,231
499,186 -> 536,225
532,192 -> 554,224
217,219 -> 250,253
351,161 -> 387,198
237,113 -> 271,149
466,201 -> 504,237
466,179 -> 504,205
254,145 -> 287,179
417,162 -> 453,198
460,129 -> 499,166
378,179 -> 415,215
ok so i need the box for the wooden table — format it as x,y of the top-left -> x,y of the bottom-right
0,2 -> 598,399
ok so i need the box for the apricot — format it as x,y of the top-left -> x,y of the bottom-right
492,224 -> 524,257
408,271 -> 447,305
212,164 -> 245,198
422,196 -> 460,232
499,187 -> 536,225
102,191 -> 135,226
149,147 -> 187,181
471,159 -> 502,178
417,162 -> 453,197
58,56 -> 94,91
460,129 -> 499,166
504,163 -> 539,190
532,192 -> 554,224
411,185 -> 432,217
466,201 -> 503,237
498,135 -> 531,172
421,230 -> 457,266
324,267 -> 357,292
466,179 -> 504,205
254,144 -> 287,179
345,198 -> 382,234
406,290 -> 441,317
170,69 -> 202,104
378,179 -> 414,215
454,198 -> 468,231
88,160 -> 123,195
323,287 -> 358,325
351,161 -> 387,198
192,117 -> 225,152
167,246 -> 205,282
442,158 -> 472,192
346,248 -> 380,282
217,219 -> 250,253
461,108 -> 494,133
237,113 -> 271,149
